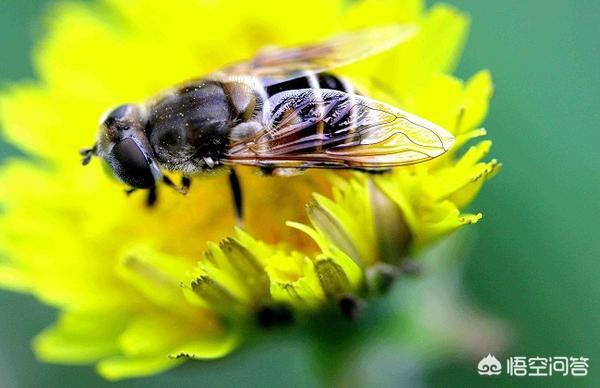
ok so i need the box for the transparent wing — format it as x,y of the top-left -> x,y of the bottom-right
212,24 -> 417,87
224,89 -> 455,169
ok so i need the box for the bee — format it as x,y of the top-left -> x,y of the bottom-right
81,25 -> 454,220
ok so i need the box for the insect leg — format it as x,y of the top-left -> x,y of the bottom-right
352,167 -> 392,175
182,176 -> 191,191
162,175 -> 189,194
259,165 -> 307,177
228,169 -> 243,225
146,186 -> 158,207
123,186 -> 157,207
259,165 -> 275,176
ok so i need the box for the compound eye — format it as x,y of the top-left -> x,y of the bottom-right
103,104 -> 129,124
102,104 -> 134,131
109,138 -> 156,188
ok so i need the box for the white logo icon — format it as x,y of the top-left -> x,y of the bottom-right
478,354 -> 502,376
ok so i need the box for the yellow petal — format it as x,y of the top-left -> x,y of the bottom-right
115,248 -> 194,313
168,331 -> 239,360
314,258 -> 352,300
286,222 -> 362,289
460,70 -> 494,132
118,312 -> 208,357
0,264 -> 30,292
268,255 -> 324,309
374,3 -> 470,100
344,0 -> 424,28
404,73 -> 464,131
416,201 -> 482,246
34,311 -> 126,364
97,354 -> 182,381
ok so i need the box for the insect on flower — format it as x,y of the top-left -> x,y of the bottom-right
81,25 -> 455,220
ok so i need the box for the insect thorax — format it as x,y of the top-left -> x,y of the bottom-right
145,80 -> 258,174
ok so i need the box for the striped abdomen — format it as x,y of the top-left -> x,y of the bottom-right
264,72 -> 356,97
261,73 -> 361,155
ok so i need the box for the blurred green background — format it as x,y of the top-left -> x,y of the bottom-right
0,0 -> 598,387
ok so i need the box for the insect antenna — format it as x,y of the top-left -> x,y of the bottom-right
124,188 -> 137,195
80,144 -> 97,165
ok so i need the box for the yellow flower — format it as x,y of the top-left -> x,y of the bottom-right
0,0 -> 499,380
